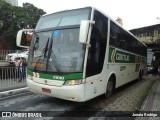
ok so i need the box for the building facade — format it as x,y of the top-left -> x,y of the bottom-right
4,0 -> 18,6
130,24 -> 160,69
130,24 -> 160,51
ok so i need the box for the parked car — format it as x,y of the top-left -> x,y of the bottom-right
158,66 -> 160,74
6,50 -> 29,64
147,66 -> 156,74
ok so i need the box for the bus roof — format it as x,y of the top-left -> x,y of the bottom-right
92,7 -> 147,47
41,6 -> 147,47
42,7 -> 92,17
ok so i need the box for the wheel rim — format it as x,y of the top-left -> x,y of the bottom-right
107,80 -> 113,93
105,79 -> 114,99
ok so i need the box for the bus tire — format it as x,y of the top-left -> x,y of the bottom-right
105,77 -> 114,99
138,71 -> 142,81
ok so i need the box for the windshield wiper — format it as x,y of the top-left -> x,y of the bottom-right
33,33 -> 39,51
43,38 -> 49,58
34,38 -> 49,59
46,33 -> 61,72
33,38 -> 50,71
33,32 -> 61,73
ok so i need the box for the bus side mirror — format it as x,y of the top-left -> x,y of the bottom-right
79,20 -> 95,44
16,29 -> 34,48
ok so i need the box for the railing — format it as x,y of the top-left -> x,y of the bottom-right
0,50 -> 28,92
0,66 -> 27,92
0,50 -> 17,62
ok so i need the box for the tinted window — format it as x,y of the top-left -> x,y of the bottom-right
36,8 -> 91,30
110,21 -> 147,56
86,10 -> 108,77
110,22 -> 123,48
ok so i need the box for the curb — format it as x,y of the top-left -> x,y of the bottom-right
0,87 -> 29,98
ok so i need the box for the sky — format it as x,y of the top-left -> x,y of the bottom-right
18,0 -> 160,30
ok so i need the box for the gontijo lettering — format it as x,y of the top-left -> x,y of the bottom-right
116,53 -> 129,61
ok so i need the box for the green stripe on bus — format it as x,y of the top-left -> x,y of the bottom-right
108,46 -> 146,63
27,69 -> 83,81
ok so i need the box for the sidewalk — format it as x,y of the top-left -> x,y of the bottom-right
0,87 -> 29,98
136,75 -> 160,119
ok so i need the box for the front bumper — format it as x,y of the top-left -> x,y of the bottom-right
27,79 -> 85,102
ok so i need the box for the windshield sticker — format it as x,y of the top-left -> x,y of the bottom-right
32,62 -> 45,67
53,30 -> 59,37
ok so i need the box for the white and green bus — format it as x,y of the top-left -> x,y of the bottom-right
17,7 -> 147,102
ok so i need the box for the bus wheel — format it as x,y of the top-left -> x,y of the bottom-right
105,77 -> 114,99
138,71 -> 142,81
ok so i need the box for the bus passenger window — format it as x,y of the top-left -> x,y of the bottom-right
86,10 -> 108,77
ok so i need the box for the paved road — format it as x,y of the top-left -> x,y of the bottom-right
0,75 -> 158,120
135,77 -> 160,120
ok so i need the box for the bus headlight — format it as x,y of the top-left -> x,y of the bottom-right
64,79 -> 86,85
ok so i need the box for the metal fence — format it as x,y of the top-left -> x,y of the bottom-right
0,50 -> 27,92
0,66 -> 27,92
0,67 -> 26,91
0,50 -> 17,62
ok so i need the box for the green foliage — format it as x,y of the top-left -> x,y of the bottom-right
0,0 -> 46,50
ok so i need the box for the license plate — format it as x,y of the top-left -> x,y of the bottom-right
42,88 -> 51,93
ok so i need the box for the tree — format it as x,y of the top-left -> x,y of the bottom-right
23,3 -> 46,28
0,1 -> 46,50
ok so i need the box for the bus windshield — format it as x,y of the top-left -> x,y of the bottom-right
28,28 -> 85,73
35,7 -> 91,30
